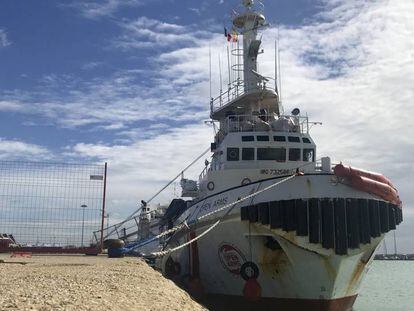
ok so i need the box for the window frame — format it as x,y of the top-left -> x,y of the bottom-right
227,147 -> 240,161
257,135 -> 270,142
257,147 -> 286,162
273,136 -> 286,142
242,136 -> 255,142
288,136 -> 301,143
303,148 -> 315,162
289,148 -> 301,161
242,148 -> 255,161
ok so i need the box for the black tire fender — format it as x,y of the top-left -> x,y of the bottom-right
103,239 -> 125,249
240,261 -> 259,281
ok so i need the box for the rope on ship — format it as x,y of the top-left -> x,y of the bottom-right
149,173 -> 297,257
114,160 -> 324,257
110,173 -> 297,257
103,147 -> 211,239
108,158 -> 325,258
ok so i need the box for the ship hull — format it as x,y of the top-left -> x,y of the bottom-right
160,174 -> 400,310
204,293 -> 357,311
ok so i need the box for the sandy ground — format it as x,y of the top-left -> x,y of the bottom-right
0,254 -> 207,311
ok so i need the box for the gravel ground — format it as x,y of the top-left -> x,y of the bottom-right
0,254 -> 207,311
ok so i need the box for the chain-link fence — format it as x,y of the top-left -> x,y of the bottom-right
0,161 -> 107,254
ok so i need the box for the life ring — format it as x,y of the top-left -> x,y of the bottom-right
229,149 -> 238,159
207,181 -> 215,191
240,261 -> 260,281
241,178 -> 251,185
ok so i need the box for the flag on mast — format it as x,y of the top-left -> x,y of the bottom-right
232,29 -> 238,42
225,28 -> 238,42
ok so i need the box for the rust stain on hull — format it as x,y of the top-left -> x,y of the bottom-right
281,230 -> 297,244
346,260 -> 366,295
306,178 -> 313,196
322,256 -> 338,281
260,247 -> 290,276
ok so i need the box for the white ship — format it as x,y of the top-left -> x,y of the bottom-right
106,1 -> 403,310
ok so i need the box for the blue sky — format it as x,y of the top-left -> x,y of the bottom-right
0,0 -> 322,151
0,0 -> 413,251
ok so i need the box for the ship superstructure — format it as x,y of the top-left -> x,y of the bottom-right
196,0 -> 318,196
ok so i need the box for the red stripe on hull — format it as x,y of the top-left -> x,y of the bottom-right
202,294 -> 357,311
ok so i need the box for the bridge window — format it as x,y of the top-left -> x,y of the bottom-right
274,136 -> 286,142
288,136 -> 300,143
257,135 -> 270,142
242,136 -> 254,142
257,148 -> 286,161
242,148 -> 255,160
303,148 -> 315,162
302,137 -> 311,144
289,148 -> 301,161
227,148 -> 239,161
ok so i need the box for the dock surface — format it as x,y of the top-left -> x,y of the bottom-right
0,254 -> 206,311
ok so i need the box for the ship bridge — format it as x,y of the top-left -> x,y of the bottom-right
197,111 -> 316,195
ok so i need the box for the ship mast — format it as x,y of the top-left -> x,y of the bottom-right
233,0 -> 266,92
210,0 -> 279,119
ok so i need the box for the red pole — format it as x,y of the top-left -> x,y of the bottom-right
100,162 -> 108,253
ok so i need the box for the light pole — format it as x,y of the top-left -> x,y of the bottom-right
81,204 -> 87,247
106,213 -> 110,231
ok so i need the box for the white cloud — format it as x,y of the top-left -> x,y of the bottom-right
0,101 -> 23,111
70,123 -> 213,216
81,61 -> 103,70
114,17 -> 211,50
67,0 -> 143,19
0,29 -> 11,47
0,19 -> 217,133
0,138 -> 49,160
189,8 -> 201,16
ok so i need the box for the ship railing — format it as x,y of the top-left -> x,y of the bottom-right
231,0 -> 265,19
218,114 -> 309,136
199,163 -> 211,181
210,79 -> 276,114
199,166 -> 207,180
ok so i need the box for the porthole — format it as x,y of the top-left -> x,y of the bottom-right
227,148 -> 239,161
207,181 -> 215,191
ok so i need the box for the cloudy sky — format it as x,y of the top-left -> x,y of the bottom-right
0,0 -> 413,252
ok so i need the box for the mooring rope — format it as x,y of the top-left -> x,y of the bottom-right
149,173 -> 297,257
104,146 -> 211,239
